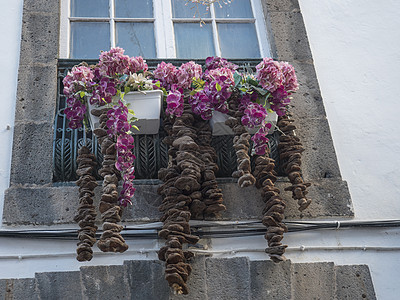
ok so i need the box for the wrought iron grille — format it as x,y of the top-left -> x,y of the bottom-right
53,59 -> 280,182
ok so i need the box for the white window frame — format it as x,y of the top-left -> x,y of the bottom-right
59,0 -> 271,59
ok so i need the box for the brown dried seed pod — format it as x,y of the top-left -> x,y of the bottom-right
74,146 -> 98,262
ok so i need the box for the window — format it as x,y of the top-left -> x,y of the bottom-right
60,0 -> 270,59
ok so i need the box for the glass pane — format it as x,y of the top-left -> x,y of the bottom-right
174,23 -> 215,58
115,0 -> 153,18
70,22 -> 110,58
171,0 -> 208,18
215,0 -> 253,18
71,0 -> 109,17
116,22 -> 156,58
218,23 -> 260,58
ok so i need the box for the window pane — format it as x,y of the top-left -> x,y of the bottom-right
218,23 -> 260,58
174,23 -> 215,58
116,22 -> 156,58
115,0 -> 153,18
215,0 -> 253,18
70,22 -> 110,58
171,0 -> 208,18
71,0 -> 109,17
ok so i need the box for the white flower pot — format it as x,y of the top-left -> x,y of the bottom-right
88,90 -> 164,135
210,111 -> 278,136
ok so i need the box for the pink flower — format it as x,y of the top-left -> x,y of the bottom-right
153,62 -> 178,89
205,67 -> 234,86
280,61 -> 299,92
176,61 -> 202,89
255,57 -> 283,93
63,65 -> 94,96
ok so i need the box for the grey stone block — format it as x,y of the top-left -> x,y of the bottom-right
292,262 -> 335,300
283,178 -> 353,219
124,260 -> 169,300
335,265 -> 377,300
80,265 -> 131,300
263,0 -> 300,12
2,176 -> 353,226
36,271 -> 83,300
295,117 -> 342,180
23,0 -> 60,14
10,121 -> 54,184
206,257 -> 251,300
250,260 -> 292,300
15,64 -> 58,122
266,11 -> 313,61
122,184 -> 163,222
3,185 -> 78,225
19,11 -> 59,66
288,61 -> 327,120
170,255 -> 208,300
0,278 -> 38,300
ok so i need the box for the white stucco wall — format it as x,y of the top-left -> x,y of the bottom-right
298,0 -> 400,220
0,0 -> 22,222
0,1 -> 399,299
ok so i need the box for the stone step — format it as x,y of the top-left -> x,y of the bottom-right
250,259 -> 292,300
35,271 -> 82,300
292,262 -> 336,300
335,264 -> 377,300
0,258 -> 377,299
0,278 -> 38,300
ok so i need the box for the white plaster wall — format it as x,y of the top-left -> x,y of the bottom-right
298,0 -> 400,220
0,0 -> 22,223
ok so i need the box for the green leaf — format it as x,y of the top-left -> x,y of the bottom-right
252,86 -> 268,96
215,82 -> 222,92
128,109 -> 135,116
79,91 -> 86,98
132,125 -> 139,131
154,81 -> 161,88
233,72 -> 242,87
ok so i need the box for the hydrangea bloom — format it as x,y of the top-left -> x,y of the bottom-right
255,57 -> 283,93
204,67 -> 235,86
280,61 -> 299,92
205,56 -> 238,71
98,47 -> 148,77
153,61 -> 178,89
63,65 -> 94,97
176,61 -> 202,89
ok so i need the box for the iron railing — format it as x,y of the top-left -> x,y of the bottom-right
53,59 -> 280,182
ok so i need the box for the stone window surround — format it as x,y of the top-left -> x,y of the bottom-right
3,0 -> 353,226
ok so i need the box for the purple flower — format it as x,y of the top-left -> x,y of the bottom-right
166,87 -> 184,117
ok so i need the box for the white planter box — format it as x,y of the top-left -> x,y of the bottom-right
210,111 -> 278,136
89,90 -> 163,135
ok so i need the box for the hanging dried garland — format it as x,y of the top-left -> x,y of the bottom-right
74,146 -> 98,261
157,104 -> 202,295
277,115 -> 311,211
